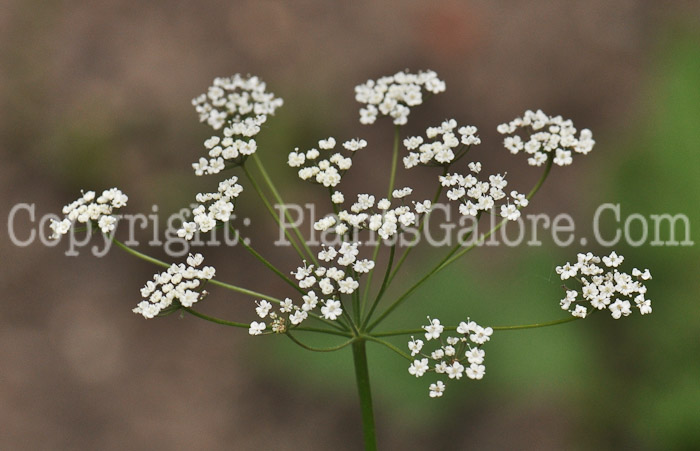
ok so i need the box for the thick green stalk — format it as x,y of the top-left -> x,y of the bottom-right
352,340 -> 377,451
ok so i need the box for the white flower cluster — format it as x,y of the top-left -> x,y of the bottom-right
288,137 -> 367,188
133,253 -> 216,319
249,242 -> 374,335
497,109 -> 595,167
403,119 -> 481,168
313,190 -> 432,240
408,317 -> 493,398
49,188 -> 128,238
440,164 -> 528,221
192,74 -> 283,175
192,74 -> 283,130
177,177 -> 243,241
192,116 -> 265,175
556,251 -> 652,319
355,70 -> 446,125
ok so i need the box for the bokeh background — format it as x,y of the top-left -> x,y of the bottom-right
2,0 -> 699,449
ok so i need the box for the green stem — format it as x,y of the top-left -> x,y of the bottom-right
359,126 -> 401,315
368,156 -> 555,331
372,315 -> 580,337
251,153 -> 319,266
387,124 -> 400,198
112,238 -> 347,332
286,332 -> 355,352
183,307 -> 249,328
436,156 -> 555,271
385,166 -> 447,286
241,163 -> 308,262
113,238 -> 169,269
352,340 -> 377,451
363,335 -> 412,360
361,244 -> 395,328
230,224 -> 303,294
113,238 -> 279,300
294,326 -> 353,337
185,307 -> 353,337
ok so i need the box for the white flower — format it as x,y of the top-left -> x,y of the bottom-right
469,326 -> 493,345
280,298 -> 294,313
338,277 -> 359,294
249,321 -> 266,336
602,251 -> 624,267
556,263 -> 578,280
465,348 -> 485,364
466,363 -> 485,380
318,137 -> 336,150
289,310 -> 308,325
343,139 -> 367,151
409,358 -> 429,377
500,204 -> 520,221
429,381 -> 446,398
353,259 -> 375,273
301,291 -> 319,311
392,187 -> 413,199
331,192 -> 345,204
635,295 -> 652,315
609,299 -> 632,319
572,305 -> 588,318
423,318 -> 444,340
446,361 -> 464,380
321,299 -> 343,320
255,300 -> 272,318
560,290 -> 578,310
408,337 -> 424,356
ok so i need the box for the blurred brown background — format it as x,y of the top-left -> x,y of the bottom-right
2,0 -> 699,449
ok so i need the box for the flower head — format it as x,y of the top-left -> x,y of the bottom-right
498,109 -> 594,167
133,253 -> 215,319
49,188 -> 128,238
191,74 -> 283,175
355,70 -> 445,125
192,74 -> 283,130
290,137 -> 365,188
439,165 -> 527,222
408,316 -> 492,397
556,251 -> 652,319
403,120 -> 480,169
177,177 -> 243,240
248,243 -> 373,334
